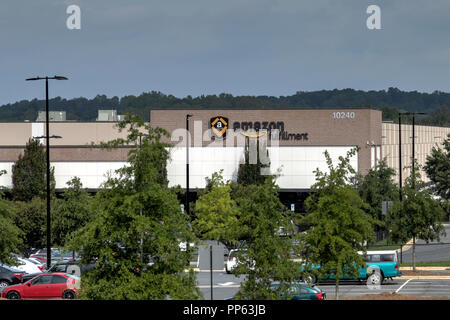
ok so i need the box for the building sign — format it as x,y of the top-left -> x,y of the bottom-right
232,120 -> 308,141
209,117 -> 309,141
210,116 -> 229,138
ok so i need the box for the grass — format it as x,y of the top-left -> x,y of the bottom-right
367,238 -> 402,251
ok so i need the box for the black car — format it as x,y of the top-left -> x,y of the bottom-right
20,261 -> 95,283
0,265 -> 24,292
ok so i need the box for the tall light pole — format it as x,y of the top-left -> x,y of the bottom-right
398,114 -> 402,200
186,114 -> 193,217
399,112 -> 426,190
138,132 -> 149,267
26,76 -> 68,269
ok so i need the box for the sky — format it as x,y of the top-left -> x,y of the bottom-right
1,0 -> 450,105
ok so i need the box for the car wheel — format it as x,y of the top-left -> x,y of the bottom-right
6,291 -> 21,300
302,274 -> 317,285
367,272 -> 384,286
62,290 -> 77,299
0,280 -> 9,292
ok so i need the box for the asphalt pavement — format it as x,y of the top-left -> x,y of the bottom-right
400,225 -> 450,263
196,271 -> 450,300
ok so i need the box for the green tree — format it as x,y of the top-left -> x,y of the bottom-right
379,105 -> 400,123
232,178 -> 302,300
13,197 -> 46,252
356,159 -> 399,235
301,149 -> 377,300
0,194 -> 22,264
52,177 -> 94,248
68,114 -> 200,300
193,171 -> 241,252
424,133 -> 450,218
11,138 -> 55,202
237,138 -> 270,186
387,162 -> 446,271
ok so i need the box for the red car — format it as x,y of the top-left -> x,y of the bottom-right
1,273 -> 80,300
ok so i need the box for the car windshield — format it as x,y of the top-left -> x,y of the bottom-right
23,258 -> 38,264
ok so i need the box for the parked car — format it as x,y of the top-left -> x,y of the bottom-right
226,249 -> 255,274
20,261 -> 95,283
1,273 -> 80,300
59,251 -> 79,262
25,258 -> 45,272
301,250 -> 402,285
29,248 -> 62,265
29,249 -> 77,269
47,261 -> 95,274
0,265 -> 24,292
225,282 -> 326,300
9,257 -> 43,274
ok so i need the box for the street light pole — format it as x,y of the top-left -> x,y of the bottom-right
138,133 -> 149,267
186,114 -> 192,217
26,76 -> 68,269
400,112 -> 426,190
398,114 -> 402,200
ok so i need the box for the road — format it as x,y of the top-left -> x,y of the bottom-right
196,272 -> 450,300
400,225 -> 450,263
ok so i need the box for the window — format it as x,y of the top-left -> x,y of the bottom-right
53,265 -> 67,273
32,275 -> 53,285
51,275 -> 68,284
380,254 -> 395,262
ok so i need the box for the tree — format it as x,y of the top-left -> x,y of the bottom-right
301,148 -> 377,300
424,133 -> 450,218
0,194 -> 22,264
67,114 -> 200,300
387,162 -> 446,271
13,197 -> 46,253
356,159 -> 399,238
237,137 -> 270,186
232,178 -> 303,300
11,138 -> 55,202
51,177 -> 94,249
193,171 -> 241,252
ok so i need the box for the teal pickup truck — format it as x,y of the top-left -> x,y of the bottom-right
301,250 -> 402,285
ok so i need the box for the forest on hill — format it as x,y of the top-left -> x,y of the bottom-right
1,87 -> 449,126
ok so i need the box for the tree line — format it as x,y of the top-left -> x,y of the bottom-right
1,88 -> 450,127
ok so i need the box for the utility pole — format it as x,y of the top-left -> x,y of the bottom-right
26,76 -> 68,269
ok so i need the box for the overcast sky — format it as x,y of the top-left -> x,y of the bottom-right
1,0 -> 450,105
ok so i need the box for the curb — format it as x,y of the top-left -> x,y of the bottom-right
398,276 -> 450,280
400,267 -> 450,271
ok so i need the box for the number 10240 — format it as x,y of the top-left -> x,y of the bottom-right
332,112 -> 355,119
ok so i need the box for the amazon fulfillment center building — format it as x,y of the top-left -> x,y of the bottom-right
0,108 -> 448,212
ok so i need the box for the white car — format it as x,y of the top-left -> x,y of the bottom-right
226,250 -> 238,274
24,258 -> 45,272
226,249 -> 255,274
10,257 -> 43,274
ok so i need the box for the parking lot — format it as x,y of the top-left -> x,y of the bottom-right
196,271 -> 450,300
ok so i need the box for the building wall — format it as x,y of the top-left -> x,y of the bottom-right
0,122 -> 131,190
382,123 -> 450,184
1,110 -> 446,192
150,108 -> 382,176
167,146 -> 358,190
